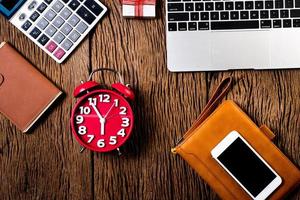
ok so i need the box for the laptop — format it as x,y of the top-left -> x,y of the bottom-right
0,0 -> 107,63
166,0 -> 300,71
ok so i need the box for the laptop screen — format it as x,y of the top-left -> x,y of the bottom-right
0,0 -> 26,19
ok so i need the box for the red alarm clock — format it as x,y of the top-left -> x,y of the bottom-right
70,68 -> 135,153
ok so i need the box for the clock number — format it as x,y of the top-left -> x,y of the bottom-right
121,118 -> 130,127
88,98 -> 97,106
97,139 -> 105,148
87,135 -> 94,143
109,136 -> 117,145
79,106 -> 91,115
117,129 -> 126,137
76,115 -> 84,124
78,126 -> 87,135
114,99 -> 119,107
99,94 -> 110,102
120,107 -> 127,115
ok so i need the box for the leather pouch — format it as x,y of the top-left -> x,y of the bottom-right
172,77 -> 300,200
0,42 -> 63,132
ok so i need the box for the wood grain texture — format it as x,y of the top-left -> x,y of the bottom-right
0,0 -> 299,199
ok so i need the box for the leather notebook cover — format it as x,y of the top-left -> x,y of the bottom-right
172,100 -> 300,200
0,42 -> 62,132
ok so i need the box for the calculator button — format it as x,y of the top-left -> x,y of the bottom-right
52,1 -> 64,13
38,34 -> 50,45
22,20 -> 32,31
77,6 -> 96,24
84,0 -> 103,16
53,32 -> 65,44
37,18 -> 49,30
45,9 -> 57,21
68,14 -> 80,27
54,48 -> 66,59
61,23 -> 73,35
37,2 -> 48,13
30,11 -> 40,22
28,1 -> 38,10
46,41 -> 58,52
30,27 -> 42,39
19,13 -> 26,21
76,21 -> 88,34
53,16 -> 65,28
68,0 -> 80,10
62,38 -> 73,51
60,7 -> 72,20
45,25 -> 57,36
69,30 -> 80,42
44,0 -> 53,4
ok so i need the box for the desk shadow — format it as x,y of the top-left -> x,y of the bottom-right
122,85 -> 154,158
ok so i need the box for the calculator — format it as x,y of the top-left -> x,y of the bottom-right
0,0 -> 107,63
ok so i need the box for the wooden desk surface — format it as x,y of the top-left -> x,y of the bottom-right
0,1 -> 299,199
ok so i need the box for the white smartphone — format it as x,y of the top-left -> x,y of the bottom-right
211,131 -> 282,200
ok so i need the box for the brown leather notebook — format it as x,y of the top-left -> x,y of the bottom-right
0,42 -> 62,132
172,78 -> 300,200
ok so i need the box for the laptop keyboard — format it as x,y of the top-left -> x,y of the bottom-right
16,0 -> 106,62
167,0 -> 300,31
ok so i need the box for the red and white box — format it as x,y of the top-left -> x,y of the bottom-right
122,0 -> 156,18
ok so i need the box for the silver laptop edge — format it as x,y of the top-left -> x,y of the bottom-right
166,1 -> 300,72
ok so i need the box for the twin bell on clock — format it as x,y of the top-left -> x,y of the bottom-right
70,68 -> 135,153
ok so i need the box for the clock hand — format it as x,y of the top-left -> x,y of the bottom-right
91,104 -> 106,135
100,118 -> 105,135
91,104 -> 104,120
106,113 -> 128,120
104,102 -> 115,119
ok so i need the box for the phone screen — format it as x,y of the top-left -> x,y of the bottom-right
217,137 -> 276,197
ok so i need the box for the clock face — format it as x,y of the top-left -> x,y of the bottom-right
71,89 -> 134,152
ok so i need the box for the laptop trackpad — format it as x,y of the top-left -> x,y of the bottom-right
211,31 -> 271,69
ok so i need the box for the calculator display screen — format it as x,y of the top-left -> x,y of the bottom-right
0,0 -> 25,19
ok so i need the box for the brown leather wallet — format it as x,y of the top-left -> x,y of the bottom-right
0,42 -> 63,132
172,77 -> 300,200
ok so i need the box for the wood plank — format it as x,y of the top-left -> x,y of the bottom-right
0,16 -> 93,199
91,1 -> 213,199
0,0 -> 299,199
90,1 -> 299,199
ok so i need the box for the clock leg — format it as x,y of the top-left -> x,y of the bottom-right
116,148 -> 122,156
80,146 -> 86,153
